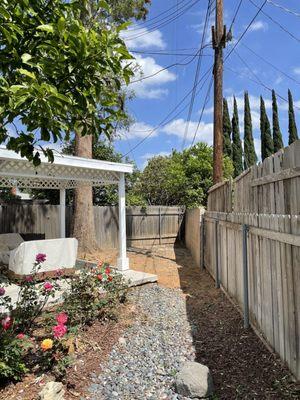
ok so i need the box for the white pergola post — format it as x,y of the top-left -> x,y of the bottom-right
59,188 -> 66,238
117,172 -> 129,271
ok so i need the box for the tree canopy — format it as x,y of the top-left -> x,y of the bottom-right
244,91 -> 257,169
231,97 -> 243,177
0,0 -> 134,165
137,143 -> 233,208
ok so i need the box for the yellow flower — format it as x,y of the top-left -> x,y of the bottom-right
41,338 -> 53,351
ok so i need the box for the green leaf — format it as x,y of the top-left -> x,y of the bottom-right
57,17 -> 65,33
21,53 -> 32,64
18,68 -> 36,80
0,6 -> 10,20
36,24 -> 54,33
0,26 -> 12,44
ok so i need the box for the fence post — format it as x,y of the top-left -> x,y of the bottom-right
200,215 -> 205,269
215,219 -> 220,288
159,207 -> 162,245
242,224 -> 250,329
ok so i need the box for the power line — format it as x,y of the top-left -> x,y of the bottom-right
248,0 -> 300,43
129,49 -> 212,57
224,0 -> 268,62
126,0 -> 193,31
128,45 -> 209,85
266,0 -> 300,19
228,0 -> 244,32
125,0 -> 201,41
227,50 -> 300,110
121,66 -> 214,157
190,75 -> 214,147
241,43 -> 300,85
182,0 -> 213,149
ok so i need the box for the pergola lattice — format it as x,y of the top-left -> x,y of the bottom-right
0,147 -> 133,271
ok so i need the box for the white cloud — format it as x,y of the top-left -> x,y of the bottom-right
121,26 -> 166,50
247,20 -> 268,32
254,138 -> 261,161
293,67 -> 300,75
130,54 -> 176,99
118,121 -> 157,140
161,118 -> 213,145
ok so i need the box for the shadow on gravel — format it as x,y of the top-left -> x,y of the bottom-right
174,245 -> 299,400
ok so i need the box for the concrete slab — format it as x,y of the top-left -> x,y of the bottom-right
120,269 -> 157,287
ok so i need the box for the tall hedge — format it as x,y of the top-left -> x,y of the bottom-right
232,96 -> 243,177
260,96 -> 274,160
244,91 -> 257,169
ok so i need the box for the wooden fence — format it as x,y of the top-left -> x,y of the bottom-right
0,205 -> 185,248
201,141 -> 300,380
207,140 -> 300,214
203,211 -> 300,380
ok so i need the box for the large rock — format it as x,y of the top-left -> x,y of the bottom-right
39,381 -> 65,400
175,362 -> 214,398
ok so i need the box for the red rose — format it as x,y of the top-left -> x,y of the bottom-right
17,333 -> 25,339
56,312 -> 68,325
44,282 -> 53,291
97,274 -> 103,281
1,316 -> 12,331
53,324 -> 67,339
105,267 -> 111,275
108,275 -> 113,282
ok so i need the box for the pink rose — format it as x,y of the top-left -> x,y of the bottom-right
25,275 -> 33,282
44,282 -> 53,291
36,253 -> 46,263
53,324 -> 67,339
0,287 -> 5,296
56,312 -> 68,325
1,316 -> 12,331
17,333 -> 25,339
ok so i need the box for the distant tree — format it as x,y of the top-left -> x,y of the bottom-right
272,90 -> 284,152
231,97 -> 243,177
260,96 -> 274,160
288,89 -> 299,145
243,91 -> 257,169
223,98 -> 232,158
137,143 -> 233,208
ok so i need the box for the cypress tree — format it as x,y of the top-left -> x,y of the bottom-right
272,90 -> 284,152
244,91 -> 257,169
223,98 -> 232,158
232,96 -> 243,177
288,89 -> 299,145
260,96 -> 274,160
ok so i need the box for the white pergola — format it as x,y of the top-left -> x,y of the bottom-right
0,146 -> 133,271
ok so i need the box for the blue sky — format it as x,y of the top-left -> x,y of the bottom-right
114,0 -> 300,168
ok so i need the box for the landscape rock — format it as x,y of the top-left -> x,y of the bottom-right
39,381 -> 65,400
175,362 -> 214,399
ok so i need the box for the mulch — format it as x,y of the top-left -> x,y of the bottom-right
0,302 -> 136,400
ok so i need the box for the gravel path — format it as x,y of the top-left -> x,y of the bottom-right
88,284 -> 195,400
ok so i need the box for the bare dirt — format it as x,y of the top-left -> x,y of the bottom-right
83,245 -> 300,399
2,245 -> 299,399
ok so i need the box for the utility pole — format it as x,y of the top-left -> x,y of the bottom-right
212,0 -> 226,183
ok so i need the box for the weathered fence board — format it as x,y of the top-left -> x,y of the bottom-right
0,205 -> 184,248
207,140 -> 300,215
203,210 -> 300,380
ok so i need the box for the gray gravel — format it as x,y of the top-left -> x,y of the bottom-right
88,284 -> 196,400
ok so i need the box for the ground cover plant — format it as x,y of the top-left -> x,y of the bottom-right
0,254 -> 128,383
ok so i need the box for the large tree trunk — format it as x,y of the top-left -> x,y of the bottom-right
72,133 -> 98,254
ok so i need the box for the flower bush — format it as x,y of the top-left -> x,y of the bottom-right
0,256 -> 128,382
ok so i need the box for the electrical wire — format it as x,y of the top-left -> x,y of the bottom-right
125,0 -> 201,41
182,0 -> 213,149
128,44 -> 209,85
190,75 -> 214,147
228,49 -> 300,110
228,0 -> 244,32
126,0 -> 194,31
121,66 -> 214,157
266,0 -> 300,19
224,0 -> 268,62
241,43 -> 300,85
248,0 -> 300,43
